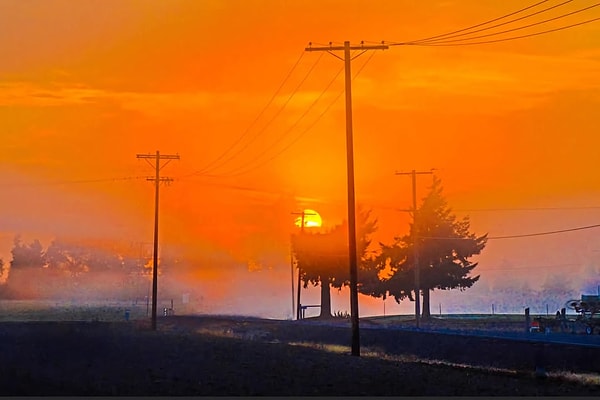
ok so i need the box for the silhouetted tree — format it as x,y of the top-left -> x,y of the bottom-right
45,239 -> 134,297
359,241 -> 414,303
292,207 -> 377,319
416,177 -> 486,317
7,235 -> 46,298
10,236 -> 45,269
45,240 -> 89,280
362,177 -> 487,318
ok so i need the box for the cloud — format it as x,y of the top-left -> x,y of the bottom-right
0,81 -> 254,118
353,48 -> 600,113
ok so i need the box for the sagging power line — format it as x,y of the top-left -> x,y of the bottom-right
0,176 -> 147,188
212,64 -> 343,177
405,0 -> 575,44
383,1 -> 600,46
193,50 -> 306,175
409,2 -> 600,46
420,223 -> 600,241
199,51 -> 321,174
203,50 -> 379,178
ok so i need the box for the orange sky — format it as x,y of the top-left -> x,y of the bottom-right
1,0 -> 600,317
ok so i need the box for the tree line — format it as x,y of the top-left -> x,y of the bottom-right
292,176 -> 488,319
0,237 -> 158,300
0,176 -> 488,317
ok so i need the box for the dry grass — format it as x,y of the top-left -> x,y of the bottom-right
0,301 -> 599,395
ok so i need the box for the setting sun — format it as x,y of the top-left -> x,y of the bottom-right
294,209 -> 322,229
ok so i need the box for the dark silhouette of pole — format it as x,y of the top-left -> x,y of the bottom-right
306,41 -> 387,356
291,210 -> 316,320
290,245 -> 295,320
136,150 -> 179,330
396,169 -> 433,328
134,241 -> 153,316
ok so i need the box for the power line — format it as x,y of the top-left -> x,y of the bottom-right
422,223 -> 600,241
412,2 -> 600,46
211,51 -> 379,178
386,1 -> 600,47
484,263 -> 575,272
212,91 -> 343,177
207,65 -> 345,177
411,0 -> 575,44
488,223 -> 600,239
0,175 -> 147,188
402,0 -> 554,44
391,17 -> 600,47
453,206 -> 600,212
201,52 -> 325,175
194,50 -> 308,175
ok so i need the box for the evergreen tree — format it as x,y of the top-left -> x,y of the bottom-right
362,177 -> 487,317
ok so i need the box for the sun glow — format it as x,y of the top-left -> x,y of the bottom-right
294,209 -> 322,229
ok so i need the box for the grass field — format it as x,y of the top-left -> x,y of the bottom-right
1,300 -> 599,395
0,299 -> 541,322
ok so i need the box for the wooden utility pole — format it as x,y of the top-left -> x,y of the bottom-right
306,41 -> 387,356
395,169 -> 433,328
136,150 -> 180,331
291,210 -> 316,320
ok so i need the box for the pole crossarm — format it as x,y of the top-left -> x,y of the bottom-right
137,154 -> 180,160
305,42 -> 389,52
306,42 -> 388,61
146,177 -> 175,183
395,170 -> 435,176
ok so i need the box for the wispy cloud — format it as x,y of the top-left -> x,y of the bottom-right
354,49 -> 600,112
0,82 -> 252,118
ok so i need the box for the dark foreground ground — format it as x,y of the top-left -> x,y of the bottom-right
0,315 -> 599,396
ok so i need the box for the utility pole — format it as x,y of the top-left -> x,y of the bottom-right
291,210 -> 316,320
306,41 -> 387,356
136,150 -> 180,331
395,169 -> 433,328
289,245 -> 295,320
133,241 -> 153,316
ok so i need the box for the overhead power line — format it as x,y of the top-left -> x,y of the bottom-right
488,223 -> 600,239
201,52 -> 325,176
0,175 -> 147,188
404,0 -> 554,44
453,206 -> 600,212
414,2 -> 600,46
412,0 -> 576,44
205,50 -> 379,178
194,50 -> 309,175
484,263 -> 574,272
422,223 -> 600,241
212,63 -> 342,177
409,17 -> 600,46
385,1 -> 600,47
204,66 -> 344,177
